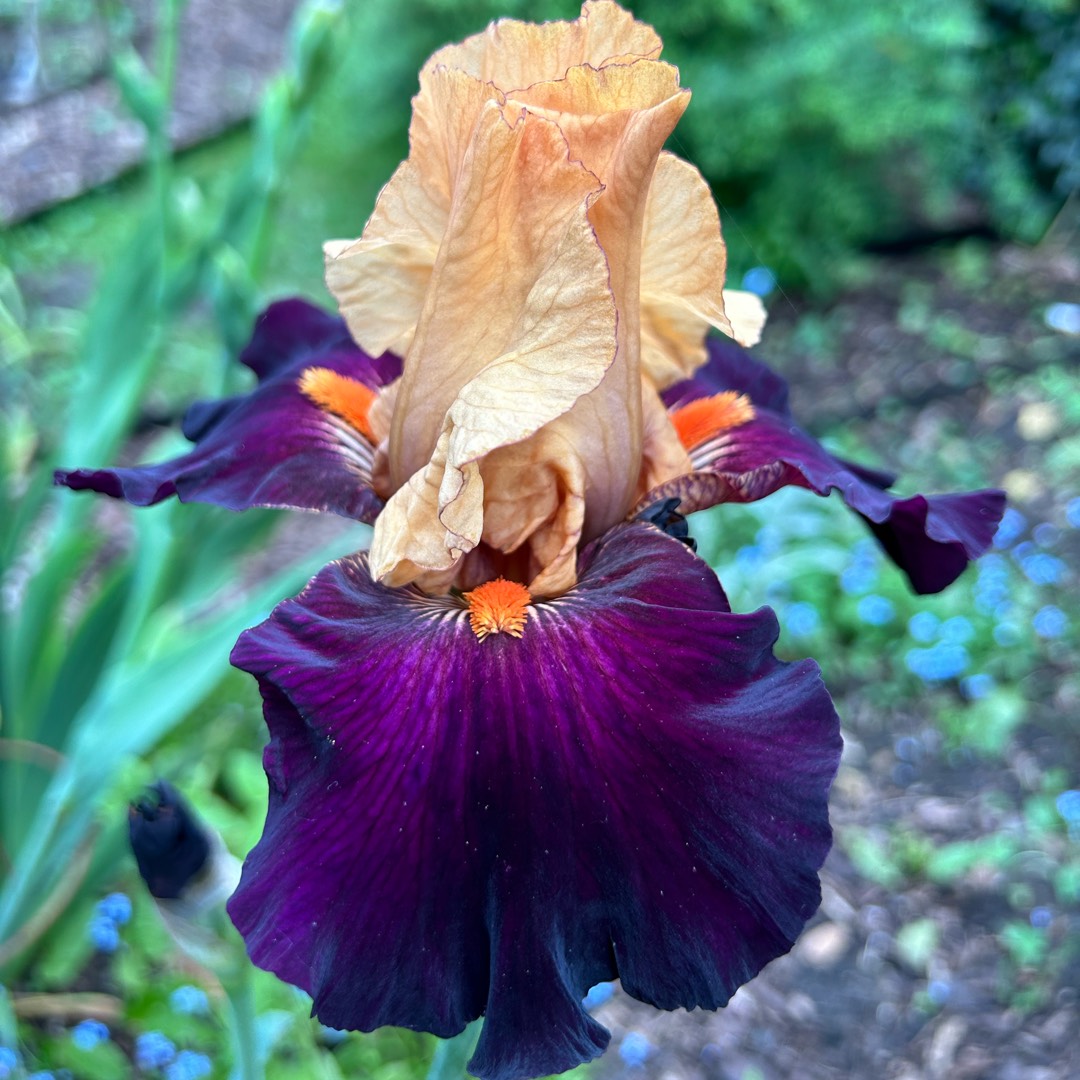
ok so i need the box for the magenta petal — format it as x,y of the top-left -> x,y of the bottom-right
656,338 -> 1005,594
54,299 -> 401,522
229,523 -> 840,1080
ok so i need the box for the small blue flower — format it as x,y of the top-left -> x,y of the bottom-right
856,594 -> 895,626
974,582 -> 1009,614
993,622 -> 1023,647
993,507 -> 1027,548
960,673 -> 996,700
894,735 -> 923,763
169,985 -> 209,1016
96,893 -> 132,926
135,1032 -> 177,1071
0,1047 -> 20,1080
978,553 -> 1009,579
939,616 -> 975,644
165,1050 -> 213,1080
840,561 -> 877,595
1033,605 -> 1067,639
754,524 -> 783,554
905,644 -> 969,682
1032,523 -> 1059,547
71,1019 -> 110,1051
926,979 -> 951,1006
1029,906 -> 1053,929
27,1072 -> 56,1080
1044,301 -> 1080,334
907,612 -> 940,643
1066,497 -> 1080,529
740,266 -> 776,297
785,602 -> 820,637
1021,553 -> 1066,586
1055,790 -> 1080,825
582,982 -> 614,1010
852,538 -> 878,561
87,914 -> 119,953
618,1031 -> 654,1068
735,544 -> 765,569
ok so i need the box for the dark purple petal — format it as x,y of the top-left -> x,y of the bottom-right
656,338 -> 1005,594
55,300 -> 402,523
662,335 -> 791,415
239,298 -> 357,379
229,523 -> 840,1080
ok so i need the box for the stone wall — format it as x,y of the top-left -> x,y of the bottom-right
0,0 -> 300,224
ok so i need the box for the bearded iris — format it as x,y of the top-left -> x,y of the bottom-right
56,3 -> 1005,1079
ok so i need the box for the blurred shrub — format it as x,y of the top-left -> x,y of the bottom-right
983,0 -> 1080,202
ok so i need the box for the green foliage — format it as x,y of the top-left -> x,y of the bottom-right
0,3 -> 383,1077
895,918 -> 939,973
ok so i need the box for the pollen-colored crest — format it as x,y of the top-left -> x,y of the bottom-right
298,367 -> 377,443
669,391 -> 756,451
464,578 -> 531,641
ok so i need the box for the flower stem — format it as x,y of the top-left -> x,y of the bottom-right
225,968 -> 261,1080
427,1020 -> 482,1080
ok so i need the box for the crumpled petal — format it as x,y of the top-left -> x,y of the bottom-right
325,69 -> 500,360
55,300 -> 401,523
639,153 -> 762,386
365,98 -> 618,588
648,337 -> 1006,594
426,0 -> 662,89
328,10 -> 712,594
229,522 -> 840,1080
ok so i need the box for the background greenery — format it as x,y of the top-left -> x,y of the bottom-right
1,0 -> 1077,1077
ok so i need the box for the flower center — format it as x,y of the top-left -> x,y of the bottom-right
669,391 -> 755,450
464,578 -> 531,641
298,367 -> 377,443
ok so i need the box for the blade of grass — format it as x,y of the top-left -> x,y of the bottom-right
0,527 -> 364,948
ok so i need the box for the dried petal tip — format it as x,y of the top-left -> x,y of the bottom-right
464,578 -> 531,641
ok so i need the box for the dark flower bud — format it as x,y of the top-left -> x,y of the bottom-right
129,780 -> 241,970
129,781 -> 211,899
635,497 -> 697,551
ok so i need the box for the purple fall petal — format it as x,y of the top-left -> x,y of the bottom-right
229,523 -> 840,1080
654,337 -> 1005,594
662,334 -> 791,415
239,298 -> 358,379
54,299 -> 401,523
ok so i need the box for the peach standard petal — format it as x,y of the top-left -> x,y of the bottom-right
325,69 -> 500,358
367,101 -> 617,589
426,0 -> 662,90
639,153 -> 767,387
329,2 -> 740,594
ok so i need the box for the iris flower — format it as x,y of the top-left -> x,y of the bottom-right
56,4 -> 1004,1077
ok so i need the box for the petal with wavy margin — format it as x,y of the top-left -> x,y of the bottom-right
55,300 -> 400,523
229,522 -> 840,1080
647,338 -> 1005,594
425,0 -> 662,91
